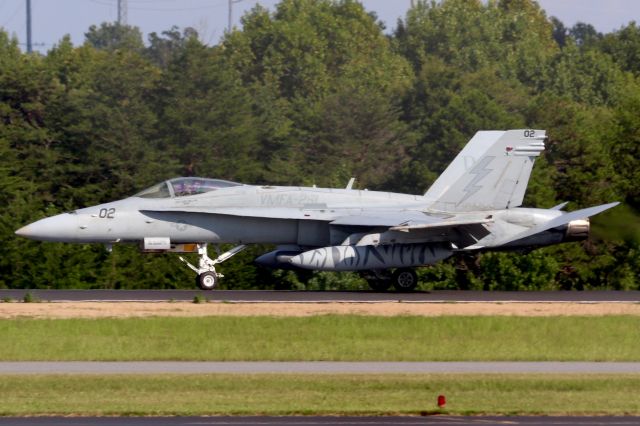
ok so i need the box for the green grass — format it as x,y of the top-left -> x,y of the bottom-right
0,316 -> 639,361
192,295 -> 207,304
22,292 -> 39,303
0,374 -> 639,415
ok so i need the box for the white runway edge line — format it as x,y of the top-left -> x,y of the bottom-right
1,362 -> 640,374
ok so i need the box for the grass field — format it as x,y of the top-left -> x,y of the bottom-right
1,374 -> 639,415
0,315 -> 638,361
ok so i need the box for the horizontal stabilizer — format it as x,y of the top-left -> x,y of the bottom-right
490,202 -> 619,247
551,201 -> 569,211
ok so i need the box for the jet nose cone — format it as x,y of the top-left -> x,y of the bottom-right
14,214 -> 79,242
15,225 -> 32,238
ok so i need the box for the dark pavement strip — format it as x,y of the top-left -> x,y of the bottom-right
1,362 -> 640,374
0,290 -> 638,302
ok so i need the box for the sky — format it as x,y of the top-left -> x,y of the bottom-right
0,0 -> 639,53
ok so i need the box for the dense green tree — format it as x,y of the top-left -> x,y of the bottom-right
569,22 -> 602,48
599,22 -> 640,75
85,23 -> 145,52
550,16 -> 568,47
146,27 -> 199,69
222,0 -> 414,187
1,0 -> 639,290
155,38 -> 259,181
397,0 -> 557,83
535,44 -> 629,106
610,86 -> 640,210
525,96 -> 621,206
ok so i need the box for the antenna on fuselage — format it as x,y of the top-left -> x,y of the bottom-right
346,177 -> 355,190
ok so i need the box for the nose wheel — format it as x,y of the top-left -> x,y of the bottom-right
180,244 -> 247,290
197,271 -> 218,290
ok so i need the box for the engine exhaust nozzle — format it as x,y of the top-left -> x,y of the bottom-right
565,219 -> 590,241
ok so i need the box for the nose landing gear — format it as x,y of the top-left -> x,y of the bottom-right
179,243 -> 247,290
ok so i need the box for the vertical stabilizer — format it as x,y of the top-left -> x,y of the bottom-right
425,129 -> 546,212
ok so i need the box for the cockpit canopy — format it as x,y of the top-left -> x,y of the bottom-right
134,177 -> 242,199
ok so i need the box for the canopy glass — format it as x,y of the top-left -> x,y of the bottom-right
134,177 -> 242,198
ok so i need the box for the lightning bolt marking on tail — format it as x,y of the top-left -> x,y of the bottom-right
457,156 -> 494,206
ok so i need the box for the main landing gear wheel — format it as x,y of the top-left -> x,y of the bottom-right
392,268 -> 418,292
198,272 -> 218,290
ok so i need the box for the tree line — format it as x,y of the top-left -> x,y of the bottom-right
1,0 -> 639,290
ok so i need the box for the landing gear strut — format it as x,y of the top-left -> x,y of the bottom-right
179,244 -> 247,290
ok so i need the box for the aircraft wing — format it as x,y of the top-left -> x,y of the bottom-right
388,218 -> 492,232
334,215 -> 492,248
141,206 -> 492,247
485,202 -> 620,248
330,211 -> 444,227
386,218 -> 492,248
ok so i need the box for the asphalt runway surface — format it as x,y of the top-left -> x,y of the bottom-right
0,417 -> 638,426
1,361 -> 640,374
0,290 -> 638,302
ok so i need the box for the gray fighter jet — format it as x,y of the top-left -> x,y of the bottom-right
15,129 -> 618,291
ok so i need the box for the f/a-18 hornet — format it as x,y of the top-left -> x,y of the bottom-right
16,129 -> 618,291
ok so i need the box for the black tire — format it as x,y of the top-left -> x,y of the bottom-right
367,279 -> 391,292
392,268 -> 418,292
197,272 -> 218,290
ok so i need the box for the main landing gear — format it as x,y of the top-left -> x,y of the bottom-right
179,244 -> 247,290
361,268 -> 419,292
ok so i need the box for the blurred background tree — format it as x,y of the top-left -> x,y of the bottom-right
1,0 -> 638,290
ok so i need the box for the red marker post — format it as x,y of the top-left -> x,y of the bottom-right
437,395 -> 446,408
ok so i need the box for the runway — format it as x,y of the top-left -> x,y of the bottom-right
0,289 -> 638,302
1,361 -> 639,374
0,416 -> 638,426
